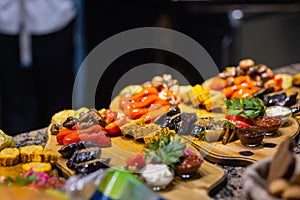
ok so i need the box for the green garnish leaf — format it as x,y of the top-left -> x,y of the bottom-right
225,97 -> 265,119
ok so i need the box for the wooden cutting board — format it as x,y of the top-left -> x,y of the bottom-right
44,127 -> 226,200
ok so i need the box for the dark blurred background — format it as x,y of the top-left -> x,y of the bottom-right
84,1 -> 300,111
1,1 -> 300,135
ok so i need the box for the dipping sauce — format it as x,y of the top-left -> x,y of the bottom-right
175,154 -> 203,179
237,126 -> 266,147
141,164 -> 174,190
265,106 -> 292,125
255,117 -> 281,136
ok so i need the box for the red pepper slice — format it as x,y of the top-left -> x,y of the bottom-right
105,116 -> 127,135
63,132 -> 81,146
128,95 -> 158,108
152,99 -> 169,107
127,107 -> 149,120
129,87 -> 158,101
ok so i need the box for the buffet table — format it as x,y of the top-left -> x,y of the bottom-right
12,64 -> 300,200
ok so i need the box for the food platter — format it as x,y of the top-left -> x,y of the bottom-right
110,86 -> 300,166
45,126 -> 227,199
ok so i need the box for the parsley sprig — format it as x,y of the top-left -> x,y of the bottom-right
225,97 -> 265,119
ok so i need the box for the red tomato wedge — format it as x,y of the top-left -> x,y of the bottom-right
225,115 -> 254,125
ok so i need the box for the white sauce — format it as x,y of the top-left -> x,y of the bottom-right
266,106 -> 291,117
266,106 -> 292,125
142,164 -> 173,187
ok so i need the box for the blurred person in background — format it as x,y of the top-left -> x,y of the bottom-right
0,0 -> 77,135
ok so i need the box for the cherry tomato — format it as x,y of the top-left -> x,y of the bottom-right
63,132 -> 81,146
56,129 -> 76,145
105,116 -> 127,135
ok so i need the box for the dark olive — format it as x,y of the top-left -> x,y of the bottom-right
257,64 -> 267,74
50,123 -> 61,135
247,66 -> 256,76
63,117 -> 78,129
261,72 -> 270,82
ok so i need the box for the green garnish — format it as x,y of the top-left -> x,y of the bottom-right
225,97 -> 265,119
147,128 -> 175,151
144,135 -> 186,168
4,174 -> 38,186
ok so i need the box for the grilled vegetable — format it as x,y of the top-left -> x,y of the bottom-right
73,158 -> 110,174
58,141 -> 99,158
20,145 -> 44,163
252,87 -> 275,99
222,121 -> 237,145
0,148 -> 20,166
22,162 -> 52,173
264,92 -> 298,107
20,145 -> 58,163
67,147 -> 101,169
176,112 -> 197,135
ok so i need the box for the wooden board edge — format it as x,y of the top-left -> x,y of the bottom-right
204,162 -> 227,197
183,117 -> 300,166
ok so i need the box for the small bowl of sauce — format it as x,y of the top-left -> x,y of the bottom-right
175,154 -> 204,179
237,126 -> 266,147
255,117 -> 281,136
265,106 -> 292,126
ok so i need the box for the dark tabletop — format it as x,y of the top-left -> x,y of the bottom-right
12,64 -> 300,200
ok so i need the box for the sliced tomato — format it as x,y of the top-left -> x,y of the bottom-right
235,121 -> 251,128
225,115 -> 254,125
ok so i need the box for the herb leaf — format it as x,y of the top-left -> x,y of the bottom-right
225,97 -> 265,119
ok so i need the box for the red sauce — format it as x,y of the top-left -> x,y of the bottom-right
255,117 -> 281,133
175,155 -> 203,178
237,126 -> 266,147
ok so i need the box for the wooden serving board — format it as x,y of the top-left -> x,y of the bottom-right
45,127 -> 226,200
110,87 -> 300,166
183,117 -> 299,166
